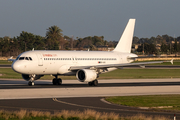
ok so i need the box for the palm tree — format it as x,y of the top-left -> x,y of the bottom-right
46,26 -> 63,50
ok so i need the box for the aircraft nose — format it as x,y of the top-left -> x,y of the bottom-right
12,62 -> 21,73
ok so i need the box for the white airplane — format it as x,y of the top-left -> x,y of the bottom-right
9,19 -> 172,86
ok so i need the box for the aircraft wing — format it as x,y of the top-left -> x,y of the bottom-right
69,60 -> 173,71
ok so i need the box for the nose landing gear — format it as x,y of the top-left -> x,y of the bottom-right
28,81 -> 34,86
28,74 -> 36,86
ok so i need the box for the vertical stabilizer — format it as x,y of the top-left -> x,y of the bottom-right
113,19 -> 136,53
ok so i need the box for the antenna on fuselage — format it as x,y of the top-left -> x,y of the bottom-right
32,48 -> 34,51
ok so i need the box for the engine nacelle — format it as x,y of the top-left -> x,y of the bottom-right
76,69 -> 97,82
22,74 -> 43,81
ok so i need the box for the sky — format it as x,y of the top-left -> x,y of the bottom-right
0,0 -> 180,41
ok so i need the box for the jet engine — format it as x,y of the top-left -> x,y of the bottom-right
76,69 -> 97,82
22,74 -> 43,81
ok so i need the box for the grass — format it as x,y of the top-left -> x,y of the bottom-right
105,95 -> 180,111
1,68 -> 180,79
100,69 -> 180,79
0,60 -> 12,65
0,109 -> 170,120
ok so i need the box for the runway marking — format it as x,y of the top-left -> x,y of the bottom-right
52,98 -> 148,112
52,98 -> 180,115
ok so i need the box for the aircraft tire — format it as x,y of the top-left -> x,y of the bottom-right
88,82 -> 93,86
57,78 -> 62,85
28,81 -> 34,86
52,78 -> 57,85
53,78 -> 62,85
92,80 -> 98,86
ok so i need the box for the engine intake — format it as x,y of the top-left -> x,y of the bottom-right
76,69 -> 97,82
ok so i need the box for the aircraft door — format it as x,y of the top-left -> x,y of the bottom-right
36,54 -> 43,66
72,56 -> 78,64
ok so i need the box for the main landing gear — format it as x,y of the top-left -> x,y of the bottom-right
88,79 -> 98,86
52,75 -> 62,85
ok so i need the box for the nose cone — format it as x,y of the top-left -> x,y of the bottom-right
12,61 -> 21,73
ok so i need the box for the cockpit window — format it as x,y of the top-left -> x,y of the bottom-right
18,57 -> 32,61
19,57 -> 25,60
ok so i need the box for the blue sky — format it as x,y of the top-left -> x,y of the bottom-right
0,0 -> 180,41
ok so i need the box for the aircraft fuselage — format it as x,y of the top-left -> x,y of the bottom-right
12,50 -> 136,75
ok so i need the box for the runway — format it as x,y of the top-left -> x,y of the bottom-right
0,79 -> 180,117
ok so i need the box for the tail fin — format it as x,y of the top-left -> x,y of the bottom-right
113,19 -> 136,53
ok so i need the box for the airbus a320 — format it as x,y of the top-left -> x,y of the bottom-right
9,19 -> 172,86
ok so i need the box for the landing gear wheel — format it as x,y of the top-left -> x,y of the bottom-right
92,80 -> 98,86
28,81 -> 34,86
88,82 -> 93,86
53,78 -> 57,85
52,78 -> 62,85
57,78 -> 62,85
88,80 -> 98,86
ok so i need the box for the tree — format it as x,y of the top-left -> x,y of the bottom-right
33,35 -> 46,50
162,34 -> 174,43
46,25 -> 63,50
173,39 -> 178,55
10,37 -> 21,56
137,43 -> 157,55
161,42 -> 168,54
133,36 -> 139,44
0,37 -> 10,56
17,31 -> 36,52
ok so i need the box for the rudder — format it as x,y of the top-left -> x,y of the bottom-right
113,19 -> 136,53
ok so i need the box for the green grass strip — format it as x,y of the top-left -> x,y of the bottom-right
0,68 -> 180,79
105,95 -> 180,111
100,69 -> 180,79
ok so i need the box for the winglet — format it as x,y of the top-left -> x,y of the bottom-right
164,59 -> 173,65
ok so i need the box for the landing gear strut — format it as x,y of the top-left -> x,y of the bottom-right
28,74 -> 35,86
52,75 -> 62,85
88,79 -> 98,86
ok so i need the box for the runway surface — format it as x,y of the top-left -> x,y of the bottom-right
0,79 -> 180,118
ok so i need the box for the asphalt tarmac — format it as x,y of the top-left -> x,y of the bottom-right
0,79 -> 180,118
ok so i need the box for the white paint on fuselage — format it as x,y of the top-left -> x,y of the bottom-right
12,50 -> 136,75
